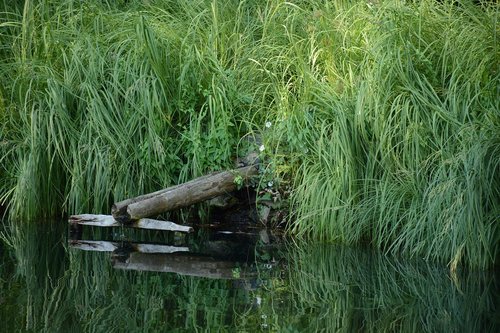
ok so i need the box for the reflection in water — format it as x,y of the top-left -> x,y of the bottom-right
285,245 -> 500,332
1,221 -> 499,332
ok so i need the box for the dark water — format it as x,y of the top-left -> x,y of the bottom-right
1,221 -> 499,333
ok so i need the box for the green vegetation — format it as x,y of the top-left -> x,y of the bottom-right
0,0 -> 499,268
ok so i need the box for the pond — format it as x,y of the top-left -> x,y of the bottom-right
1,220 -> 499,332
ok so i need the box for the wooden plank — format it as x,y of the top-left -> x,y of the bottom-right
112,165 -> 258,223
135,243 -> 189,254
68,214 -> 193,233
112,252 -> 255,279
137,218 -> 193,233
68,214 -> 117,226
68,240 -> 189,254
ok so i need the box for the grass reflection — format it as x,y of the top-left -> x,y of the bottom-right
283,243 -> 499,332
1,222 -> 498,332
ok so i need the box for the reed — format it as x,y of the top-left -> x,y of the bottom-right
286,0 -> 500,268
0,0 -> 498,268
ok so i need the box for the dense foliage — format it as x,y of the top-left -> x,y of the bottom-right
0,0 -> 498,268
1,222 -> 498,332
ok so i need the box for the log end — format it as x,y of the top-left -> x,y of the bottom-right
111,206 -> 134,225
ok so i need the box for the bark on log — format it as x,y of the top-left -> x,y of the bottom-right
111,172 -> 220,214
68,214 -> 193,233
112,165 -> 258,223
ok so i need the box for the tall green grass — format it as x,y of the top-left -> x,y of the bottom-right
0,0 -> 498,267
0,0 -> 262,219
286,0 -> 500,268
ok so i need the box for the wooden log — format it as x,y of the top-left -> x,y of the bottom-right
112,165 -> 258,223
112,252 -> 255,279
68,214 -> 193,233
111,171 -> 245,221
111,173 -> 215,217
68,240 -> 189,254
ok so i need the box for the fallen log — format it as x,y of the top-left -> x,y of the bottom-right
68,214 -> 193,233
112,165 -> 258,224
111,171 -> 221,214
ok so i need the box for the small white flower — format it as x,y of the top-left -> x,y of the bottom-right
265,121 -> 272,128
259,145 -> 265,152
267,181 -> 273,188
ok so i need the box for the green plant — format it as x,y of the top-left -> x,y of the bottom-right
233,174 -> 243,190
0,0 -> 498,268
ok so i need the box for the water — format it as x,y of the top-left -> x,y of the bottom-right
1,221 -> 499,332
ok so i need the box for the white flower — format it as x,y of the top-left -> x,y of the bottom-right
265,121 -> 272,128
259,145 -> 265,152
267,181 -> 273,188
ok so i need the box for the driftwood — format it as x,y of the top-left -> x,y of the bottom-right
112,165 -> 258,223
68,240 -> 190,254
112,252 -> 255,279
68,214 -> 193,233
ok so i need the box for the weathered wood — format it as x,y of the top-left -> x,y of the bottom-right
111,173 -> 217,218
68,240 -> 189,254
112,165 -> 258,223
112,252 -> 255,279
68,214 -> 193,233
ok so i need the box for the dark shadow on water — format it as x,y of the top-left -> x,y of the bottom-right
1,220 -> 499,332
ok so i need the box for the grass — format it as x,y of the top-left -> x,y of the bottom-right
0,0 -> 499,268
287,0 -> 500,268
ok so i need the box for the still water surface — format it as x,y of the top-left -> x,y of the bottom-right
1,221 -> 498,332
